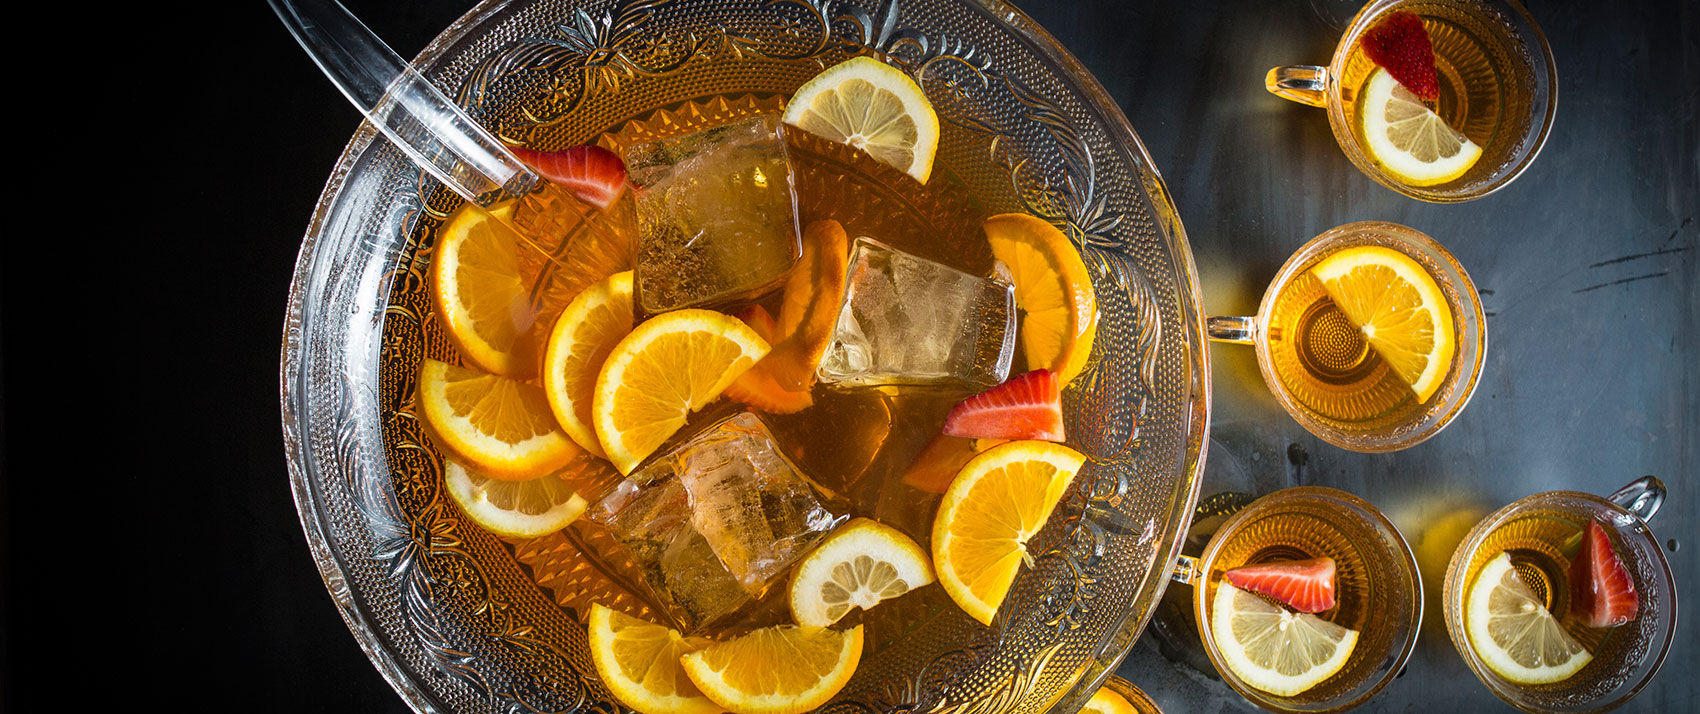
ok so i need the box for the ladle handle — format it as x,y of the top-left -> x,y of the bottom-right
1607,475 -> 1665,523
268,0 -> 537,204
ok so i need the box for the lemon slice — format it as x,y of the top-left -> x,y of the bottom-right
1359,68 -> 1482,186
1309,245 -> 1455,403
417,359 -> 581,480
932,441 -> 1085,625
789,518 -> 935,629
443,460 -> 587,538
784,57 -> 940,183
680,624 -> 863,714
543,271 -> 634,458
983,213 -> 1099,385
1210,583 -> 1359,697
588,604 -> 719,714
593,309 -> 770,474
1465,552 -> 1592,684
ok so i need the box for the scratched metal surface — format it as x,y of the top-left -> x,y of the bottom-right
1015,0 -> 1698,712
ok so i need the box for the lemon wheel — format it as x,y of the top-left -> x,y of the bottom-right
1464,552 -> 1592,684
784,57 -> 939,183
1358,68 -> 1482,186
1309,245 -> 1455,403
1210,583 -> 1359,697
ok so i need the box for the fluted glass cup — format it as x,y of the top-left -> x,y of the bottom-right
1208,222 -> 1485,452
1265,0 -> 1557,202
1442,476 -> 1678,713
1171,487 -> 1423,713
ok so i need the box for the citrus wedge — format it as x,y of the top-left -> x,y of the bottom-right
1210,583 -> 1359,697
983,213 -> 1098,385
417,358 -> 581,480
1309,245 -> 1455,403
680,624 -> 863,714
1359,68 -> 1482,186
588,604 -> 719,714
432,202 -> 539,376
932,441 -> 1085,625
901,435 -> 1007,494
724,220 -> 848,414
1083,685 -> 1137,714
593,309 -> 770,474
789,518 -> 934,629
443,459 -> 588,538
784,57 -> 940,183
543,271 -> 635,458
1465,552 -> 1592,684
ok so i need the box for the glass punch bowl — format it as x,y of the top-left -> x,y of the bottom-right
280,0 -> 1210,712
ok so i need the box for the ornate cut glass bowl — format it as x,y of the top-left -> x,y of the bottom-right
280,0 -> 1209,712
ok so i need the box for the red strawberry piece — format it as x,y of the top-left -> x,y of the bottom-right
941,369 -> 1065,442
509,145 -> 629,211
1224,557 -> 1337,613
1360,11 -> 1440,101
1569,519 -> 1639,628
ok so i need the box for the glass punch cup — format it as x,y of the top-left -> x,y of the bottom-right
1266,0 -> 1558,202
1170,487 -> 1422,712
1443,476 -> 1677,713
1208,221 -> 1485,452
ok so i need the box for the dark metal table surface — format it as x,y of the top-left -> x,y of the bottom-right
210,0 -> 1695,712
1011,1 -> 1698,712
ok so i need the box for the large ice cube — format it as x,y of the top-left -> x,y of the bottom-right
818,238 -> 1017,388
625,115 -> 801,314
587,412 -> 842,631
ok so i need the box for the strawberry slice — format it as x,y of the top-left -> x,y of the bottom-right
509,145 -> 629,210
1569,519 -> 1639,628
1223,557 -> 1337,613
941,369 -> 1065,442
1360,11 -> 1440,101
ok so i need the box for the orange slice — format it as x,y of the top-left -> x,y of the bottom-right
680,625 -> 863,714
592,310 -> 770,474
417,358 -> 581,480
588,604 -> 718,714
724,220 -> 849,413
983,213 -> 1098,385
542,271 -> 634,458
932,440 -> 1085,624
900,435 -> 1007,494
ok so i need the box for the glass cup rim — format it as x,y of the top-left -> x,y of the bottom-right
1192,486 -> 1424,713
1249,221 -> 1487,453
1440,489 -> 1680,713
1323,0 -> 1559,202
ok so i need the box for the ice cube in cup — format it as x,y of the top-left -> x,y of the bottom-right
818,237 -> 1017,389
587,412 -> 842,631
625,115 -> 802,314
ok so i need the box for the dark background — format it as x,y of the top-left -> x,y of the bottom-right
4,0 -> 1692,711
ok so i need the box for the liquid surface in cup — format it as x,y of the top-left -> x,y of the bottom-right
1339,1 -> 1538,190
1199,492 -> 1417,708
1456,508 -> 1653,694
1262,239 -> 1460,441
